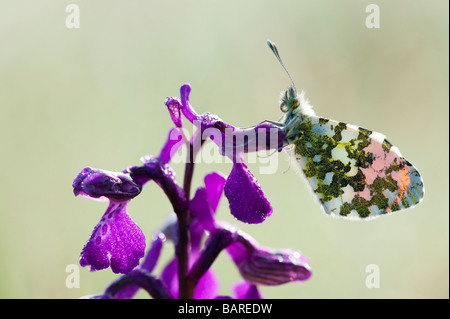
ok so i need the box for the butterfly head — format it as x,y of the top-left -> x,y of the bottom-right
280,86 -> 300,113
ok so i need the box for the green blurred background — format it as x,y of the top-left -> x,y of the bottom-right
0,0 -> 448,299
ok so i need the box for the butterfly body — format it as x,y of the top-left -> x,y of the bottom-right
280,86 -> 424,219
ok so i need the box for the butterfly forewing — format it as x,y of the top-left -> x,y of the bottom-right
291,116 -> 424,219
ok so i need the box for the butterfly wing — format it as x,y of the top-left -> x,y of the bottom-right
290,116 -> 424,219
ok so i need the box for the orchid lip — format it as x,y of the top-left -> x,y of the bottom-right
79,200 -> 146,274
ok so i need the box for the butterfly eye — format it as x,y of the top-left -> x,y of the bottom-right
280,102 -> 288,112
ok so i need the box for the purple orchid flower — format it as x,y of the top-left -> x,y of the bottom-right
167,84 -> 285,224
72,84 -> 311,299
72,168 -> 145,274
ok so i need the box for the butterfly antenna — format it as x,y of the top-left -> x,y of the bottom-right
267,40 -> 297,92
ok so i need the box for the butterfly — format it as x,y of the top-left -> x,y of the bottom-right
267,40 -> 424,219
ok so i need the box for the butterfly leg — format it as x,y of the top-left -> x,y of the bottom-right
259,119 -> 285,127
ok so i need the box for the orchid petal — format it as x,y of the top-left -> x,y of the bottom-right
224,161 -> 272,224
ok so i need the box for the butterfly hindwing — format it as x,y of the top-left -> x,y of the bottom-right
291,116 -> 424,219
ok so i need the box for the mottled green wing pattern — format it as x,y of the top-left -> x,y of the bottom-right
291,116 -> 424,219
